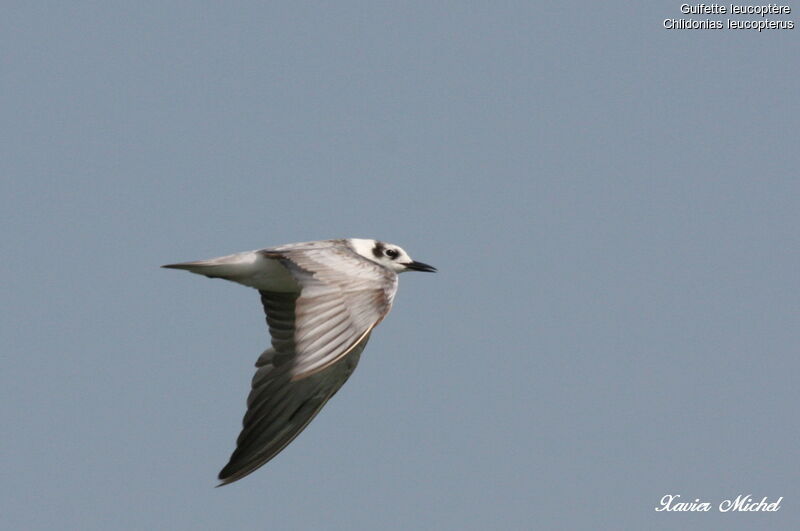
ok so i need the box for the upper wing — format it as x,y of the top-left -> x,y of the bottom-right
218,243 -> 397,484
261,244 -> 398,381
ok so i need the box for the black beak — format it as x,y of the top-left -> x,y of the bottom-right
405,260 -> 437,273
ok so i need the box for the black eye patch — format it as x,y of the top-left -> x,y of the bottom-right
385,249 -> 399,259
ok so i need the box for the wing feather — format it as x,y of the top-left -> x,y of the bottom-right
260,245 -> 397,380
218,241 -> 396,485
217,339 -> 368,486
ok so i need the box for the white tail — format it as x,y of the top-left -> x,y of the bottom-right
162,250 -> 298,291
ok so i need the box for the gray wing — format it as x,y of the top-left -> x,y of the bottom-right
218,244 -> 397,485
217,337 -> 368,486
263,244 -> 398,381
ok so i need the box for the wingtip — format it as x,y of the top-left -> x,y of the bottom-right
217,463 -> 239,486
216,471 -> 240,487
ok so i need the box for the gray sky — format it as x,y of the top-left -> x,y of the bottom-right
2,3 -> 798,530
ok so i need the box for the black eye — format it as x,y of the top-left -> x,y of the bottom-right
385,249 -> 399,259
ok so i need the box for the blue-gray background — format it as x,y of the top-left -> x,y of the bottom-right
2,3 -> 797,530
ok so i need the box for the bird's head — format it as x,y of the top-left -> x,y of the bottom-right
348,238 -> 436,274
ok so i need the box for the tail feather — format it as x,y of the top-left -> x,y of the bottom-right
161,251 -> 260,280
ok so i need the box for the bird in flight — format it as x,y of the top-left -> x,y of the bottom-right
163,238 -> 436,485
